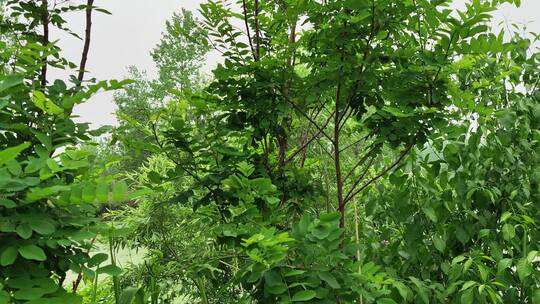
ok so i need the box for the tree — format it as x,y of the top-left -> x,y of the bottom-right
118,0 -> 539,302
0,1 -> 130,302
151,8 -> 210,92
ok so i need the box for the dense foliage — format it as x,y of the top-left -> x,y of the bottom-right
1,0 -> 539,303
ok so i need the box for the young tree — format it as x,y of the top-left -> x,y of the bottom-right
0,1 -> 129,302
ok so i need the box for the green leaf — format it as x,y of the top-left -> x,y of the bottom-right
96,181 -> 109,202
112,181 -> 128,202
0,246 -> 18,266
318,271 -> 340,289
532,289 -> 540,304
119,287 -> 142,304
452,255 -> 466,265
0,142 -> 31,167
500,211 -> 512,222
517,258 -> 532,282
0,198 -> 16,208
97,264 -> 123,276
285,269 -> 307,277
32,91 -> 64,115
382,106 -> 414,117
422,207 -> 438,222
265,283 -> 287,295
147,171 -> 162,184
377,298 -> 398,304
16,223 -> 32,239
433,235 -> 446,252
393,281 -> 410,301
29,219 -> 56,235
18,245 -> 46,261
0,75 -> 24,92
409,277 -> 429,304
461,281 -> 476,291
461,288 -> 474,304
497,258 -> 512,273
455,227 -> 469,244
292,290 -> 317,302
502,224 -> 515,241
82,184 -> 95,203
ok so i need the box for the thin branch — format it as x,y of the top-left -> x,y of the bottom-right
339,133 -> 372,153
343,155 -> 375,200
284,110 -> 335,164
335,79 -> 345,229
40,0 -> 49,87
72,236 -> 97,293
412,0 -> 426,52
433,31 -> 456,81
286,21 -> 297,66
307,128 -> 334,160
76,0 -> 94,87
286,98 -> 334,142
343,141 -> 415,204
254,0 -> 261,60
151,123 -> 201,185
241,0 -> 256,61
338,104 -> 354,132
342,142 -> 380,182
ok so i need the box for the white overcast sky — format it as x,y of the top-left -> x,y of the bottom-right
48,0 -> 540,127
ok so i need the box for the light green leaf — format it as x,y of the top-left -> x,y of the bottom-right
409,276 -> 429,304
501,224 -> 515,241
517,258 -> 532,282
500,211 -> 512,222
119,287 -> 142,304
461,288 -> 474,304
112,181 -> 128,202
0,75 -> 24,92
0,142 -> 31,167
96,181 -> 109,202
82,184 -> 95,203
97,264 -> 123,276
422,207 -> 438,222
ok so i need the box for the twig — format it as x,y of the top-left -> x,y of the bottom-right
40,0 -> 49,87
284,110 -> 335,164
254,0 -> 261,60
344,141 -> 415,204
286,98 -> 333,142
342,142 -> 380,182
72,236 -> 97,293
241,0 -> 256,61
76,0 -> 94,87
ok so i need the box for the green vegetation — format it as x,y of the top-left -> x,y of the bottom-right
1,0 -> 539,303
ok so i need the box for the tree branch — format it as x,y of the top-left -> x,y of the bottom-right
286,98 -> 334,142
284,110 -> 335,164
342,142 -> 380,182
241,0 -> 256,61
40,0 -> 49,88
76,0 -> 94,88
343,141 -> 415,204
254,0 -> 261,60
